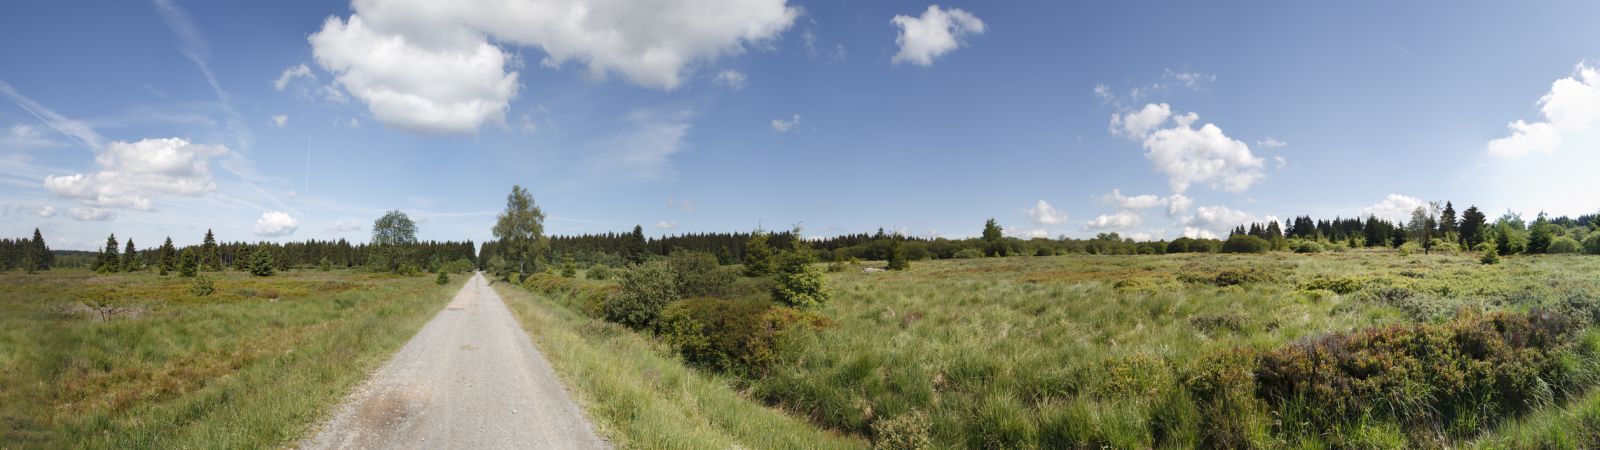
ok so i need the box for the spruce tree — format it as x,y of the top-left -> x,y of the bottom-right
179,248 -> 199,277
1460,206 -> 1487,250
29,228 -> 50,271
98,234 -> 120,274
624,225 -> 647,265
122,239 -> 139,272
743,229 -> 775,276
159,237 -> 177,274
772,226 -> 828,307
886,234 -> 910,271
1439,202 -> 1458,239
200,229 -> 221,271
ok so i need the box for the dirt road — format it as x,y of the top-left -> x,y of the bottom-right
303,273 -> 609,449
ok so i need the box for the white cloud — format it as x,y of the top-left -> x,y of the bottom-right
1100,189 -> 1163,210
1256,137 -> 1287,148
654,220 -> 678,230
1,124 -> 65,149
325,219 -> 364,233
1489,63 -> 1600,157
253,211 -> 299,237
1360,193 -> 1424,223
1023,199 -> 1067,225
1112,103 -> 1265,194
890,5 -> 986,66
43,138 -> 228,211
1109,103 -> 1172,138
68,207 -> 114,222
270,114 -> 288,127
1165,194 -> 1193,218
33,205 -> 56,218
273,63 -> 316,91
771,114 -> 801,132
584,110 -> 691,181
1182,205 -> 1254,231
1083,211 -> 1142,231
1167,70 -> 1216,90
1182,227 -> 1217,239
0,81 -> 104,149
713,70 -> 747,91
1005,227 -> 1050,239
308,0 -> 797,133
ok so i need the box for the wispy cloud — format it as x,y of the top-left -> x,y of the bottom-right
0,81 -> 105,150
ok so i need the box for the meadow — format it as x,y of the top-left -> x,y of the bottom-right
515,251 -> 1600,449
0,269 -> 460,448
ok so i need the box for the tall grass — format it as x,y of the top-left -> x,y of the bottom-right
0,269 -> 459,448
492,282 -> 866,449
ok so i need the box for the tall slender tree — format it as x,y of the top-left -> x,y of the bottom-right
159,237 -> 177,274
491,185 -> 547,275
97,234 -> 120,274
624,225 -> 647,265
200,229 -> 221,271
1459,205 -> 1487,250
122,238 -> 139,272
27,228 -> 50,271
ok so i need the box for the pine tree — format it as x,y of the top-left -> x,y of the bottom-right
29,228 -> 50,271
772,226 -> 829,307
122,238 -> 139,272
624,225 -> 647,265
201,229 -> 221,271
159,237 -> 177,275
1460,206 -> 1488,250
179,248 -> 199,277
743,229 -> 775,276
97,234 -> 120,274
1439,202 -> 1458,239
886,234 -> 910,271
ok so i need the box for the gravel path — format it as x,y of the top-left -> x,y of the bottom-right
303,272 -> 609,450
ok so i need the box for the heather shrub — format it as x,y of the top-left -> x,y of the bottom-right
1297,274 -> 1365,294
657,298 -> 827,376
871,410 -> 932,450
667,251 -> 735,298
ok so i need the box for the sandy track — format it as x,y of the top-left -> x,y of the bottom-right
303,273 -> 609,449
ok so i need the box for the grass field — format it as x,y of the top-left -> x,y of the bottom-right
518,251 -> 1600,449
0,269 -> 460,448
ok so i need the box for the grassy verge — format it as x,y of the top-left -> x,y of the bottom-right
0,269 -> 460,448
492,281 -> 866,449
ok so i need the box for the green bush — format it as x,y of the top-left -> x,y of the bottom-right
668,251 -> 734,298
1220,235 -> 1269,254
1482,248 -> 1501,265
1211,268 -> 1275,287
436,271 -> 449,285
1254,310 -> 1579,441
604,260 -> 681,330
1586,233 -> 1600,255
1297,275 -> 1364,294
247,249 -> 276,277
656,298 -> 826,376
872,410 -> 933,450
1549,236 -> 1581,254
587,264 -> 614,280
1289,240 -> 1322,254
189,276 -> 215,297
952,248 -> 983,259
441,258 -> 474,273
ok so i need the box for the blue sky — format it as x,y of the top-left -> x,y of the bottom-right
3,0 -> 1600,250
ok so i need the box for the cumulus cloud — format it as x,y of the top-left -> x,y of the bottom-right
273,63 -> 316,91
654,220 -> 678,230
771,114 -> 801,132
1181,205 -> 1255,232
1361,193 -> 1425,222
1182,227 -> 1217,239
308,0 -> 797,133
43,138 -> 228,211
1489,63 -> 1600,157
2,124 -> 65,149
713,70 -> 747,91
69,207 -> 114,222
254,211 -> 299,237
1111,103 -> 1265,194
1100,189 -> 1163,210
890,5 -> 986,66
1083,211 -> 1142,231
1023,199 -> 1067,225
270,114 -> 288,127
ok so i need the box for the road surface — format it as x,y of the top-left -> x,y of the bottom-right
303,272 -> 609,449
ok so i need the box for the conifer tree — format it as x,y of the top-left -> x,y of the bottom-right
1460,206 -> 1487,249
97,234 -> 120,274
201,229 -> 221,271
743,228 -> 775,276
159,237 -> 177,274
29,228 -> 50,271
122,238 -> 139,272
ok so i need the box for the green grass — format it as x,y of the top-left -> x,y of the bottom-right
743,252 -> 1600,448
0,269 -> 460,448
492,281 -> 867,449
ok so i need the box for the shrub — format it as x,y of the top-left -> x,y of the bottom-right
1297,275 -> 1364,294
604,260 -> 680,330
435,271 -> 449,285
1220,235 -> 1270,254
668,251 -> 734,298
772,232 -> 830,308
1212,268 -> 1275,287
318,257 -> 334,271
1397,241 -> 1422,256
247,249 -> 275,277
1481,248 -> 1501,265
952,248 -> 983,259
872,410 -> 933,450
1586,233 -> 1600,255
656,298 -> 827,376
189,276 -> 215,297
1549,236 -> 1581,254
1290,240 -> 1322,254
586,264 -> 614,280
441,258 -> 474,273
1253,310 -> 1578,440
